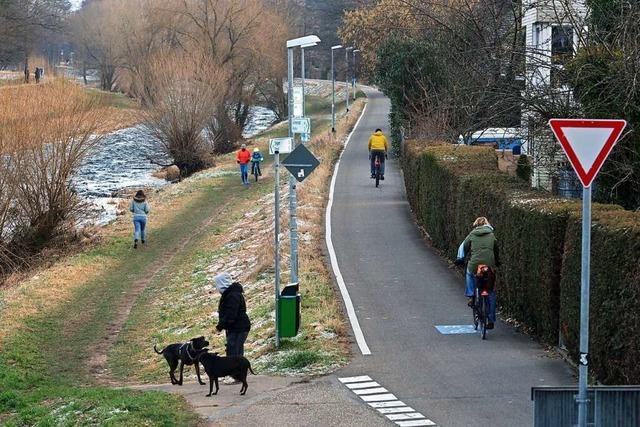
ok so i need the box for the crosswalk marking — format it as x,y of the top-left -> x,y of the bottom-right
368,401 -> 406,408
396,420 -> 436,427
346,381 -> 380,389
377,407 -> 415,414
338,375 -> 437,426
387,413 -> 427,421
361,393 -> 397,402
339,375 -> 372,383
353,387 -> 388,395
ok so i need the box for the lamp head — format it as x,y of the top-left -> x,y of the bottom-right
287,35 -> 321,48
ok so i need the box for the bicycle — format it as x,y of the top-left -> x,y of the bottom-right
251,161 -> 261,182
471,265 -> 495,340
374,156 -> 382,187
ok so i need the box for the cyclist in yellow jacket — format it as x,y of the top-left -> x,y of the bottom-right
368,129 -> 389,180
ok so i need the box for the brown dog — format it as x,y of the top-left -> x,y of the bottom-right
196,352 -> 256,396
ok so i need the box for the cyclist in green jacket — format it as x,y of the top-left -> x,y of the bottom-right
459,217 -> 500,329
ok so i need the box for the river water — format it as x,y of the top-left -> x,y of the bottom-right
75,106 -> 277,224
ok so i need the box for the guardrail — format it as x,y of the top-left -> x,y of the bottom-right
531,386 -> 640,427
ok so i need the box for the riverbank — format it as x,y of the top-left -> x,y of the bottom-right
0,89 -> 365,425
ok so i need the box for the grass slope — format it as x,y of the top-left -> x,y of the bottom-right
0,92 -> 365,425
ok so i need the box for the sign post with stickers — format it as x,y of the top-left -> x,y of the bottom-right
549,118 -> 627,427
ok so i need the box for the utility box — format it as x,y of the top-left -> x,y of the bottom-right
278,283 -> 301,338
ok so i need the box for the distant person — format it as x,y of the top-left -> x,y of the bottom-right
214,272 -> 251,384
24,66 -> 29,84
129,190 -> 150,249
368,128 -> 389,180
236,144 -> 251,185
456,217 -> 500,329
34,68 -> 41,84
251,147 -> 264,180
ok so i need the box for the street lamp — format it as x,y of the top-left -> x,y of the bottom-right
352,49 -> 360,101
274,35 -> 320,348
345,47 -> 353,112
331,45 -> 343,132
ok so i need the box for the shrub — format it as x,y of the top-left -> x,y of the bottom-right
0,80 -> 104,273
559,210 -> 640,384
404,140 -> 640,384
516,154 -> 532,182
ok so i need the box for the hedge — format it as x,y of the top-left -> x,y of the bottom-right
560,210 -> 640,384
403,140 -> 640,384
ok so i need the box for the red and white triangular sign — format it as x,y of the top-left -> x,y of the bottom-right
549,119 -> 627,188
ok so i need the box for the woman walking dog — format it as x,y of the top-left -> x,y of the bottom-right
130,190 -> 150,249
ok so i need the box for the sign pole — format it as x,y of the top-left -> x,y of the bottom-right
289,47 -> 299,286
274,150 -> 281,348
577,185 -> 592,427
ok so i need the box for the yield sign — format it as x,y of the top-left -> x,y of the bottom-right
549,119 -> 627,187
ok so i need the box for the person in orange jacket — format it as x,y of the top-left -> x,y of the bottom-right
236,144 -> 251,185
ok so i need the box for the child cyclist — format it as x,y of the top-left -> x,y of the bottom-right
251,147 -> 264,180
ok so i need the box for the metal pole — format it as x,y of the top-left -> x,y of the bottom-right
287,47 -> 299,286
577,185 -> 592,427
331,48 -> 336,133
274,151 -> 281,348
345,49 -> 350,112
301,47 -> 305,117
352,50 -> 357,101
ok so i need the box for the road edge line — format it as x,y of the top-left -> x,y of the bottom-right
325,102 -> 372,356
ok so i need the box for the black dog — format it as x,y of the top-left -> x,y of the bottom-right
154,336 -> 209,386
197,352 -> 256,396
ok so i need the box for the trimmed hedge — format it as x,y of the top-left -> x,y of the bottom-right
404,140 -> 640,384
560,211 -> 640,384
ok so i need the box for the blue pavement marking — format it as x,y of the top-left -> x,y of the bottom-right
434,325 -> 478,335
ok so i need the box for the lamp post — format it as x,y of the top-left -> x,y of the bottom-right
345,47 -> 353,112
331,45 -> 343,133
278,35 -> 320,348
352,49 -> 360,101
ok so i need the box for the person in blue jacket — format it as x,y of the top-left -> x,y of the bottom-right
251,147 -> 264,180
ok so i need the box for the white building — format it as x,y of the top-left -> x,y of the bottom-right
520,0 -> 587,192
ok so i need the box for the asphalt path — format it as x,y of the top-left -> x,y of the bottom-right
331,88 -> 575,426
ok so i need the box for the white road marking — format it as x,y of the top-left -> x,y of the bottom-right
338,375 -> 372,383
395,420 -> 436,427
339,374 -> 437,425
368,401 -> 407,408
387,413 -> 427,421
361,393 -> 397,402
325,103 -> 372,356
346,381 -> 380,389
378,407 -> 415,414
353,387 -> 388,395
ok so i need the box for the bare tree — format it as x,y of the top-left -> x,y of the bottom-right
143,51 -> 228,175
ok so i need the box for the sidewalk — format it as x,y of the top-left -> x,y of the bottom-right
128,375 -> 390,426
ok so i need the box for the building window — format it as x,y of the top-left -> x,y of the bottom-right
551,26 -> 573,87
552,26 -> 573,57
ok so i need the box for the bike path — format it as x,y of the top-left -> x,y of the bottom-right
330,88 -> 575,426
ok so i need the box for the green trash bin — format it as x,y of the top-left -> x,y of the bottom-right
278,283 -> 300,338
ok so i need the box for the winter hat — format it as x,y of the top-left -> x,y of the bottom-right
134,190 -> 146,202
214,272 -> 232,294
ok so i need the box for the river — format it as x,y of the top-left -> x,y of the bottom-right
74,106 -> 277,224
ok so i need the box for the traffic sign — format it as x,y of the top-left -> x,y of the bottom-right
549,119 -> 627,187
293,86 -> 303,118
292,117 -> 311,135
269,137 -> 293,155
282,144 -> 320,182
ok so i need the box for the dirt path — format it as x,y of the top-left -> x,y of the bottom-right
87,201 -> 226,385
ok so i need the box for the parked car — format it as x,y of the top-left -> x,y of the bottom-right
458,128 -> 523,153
